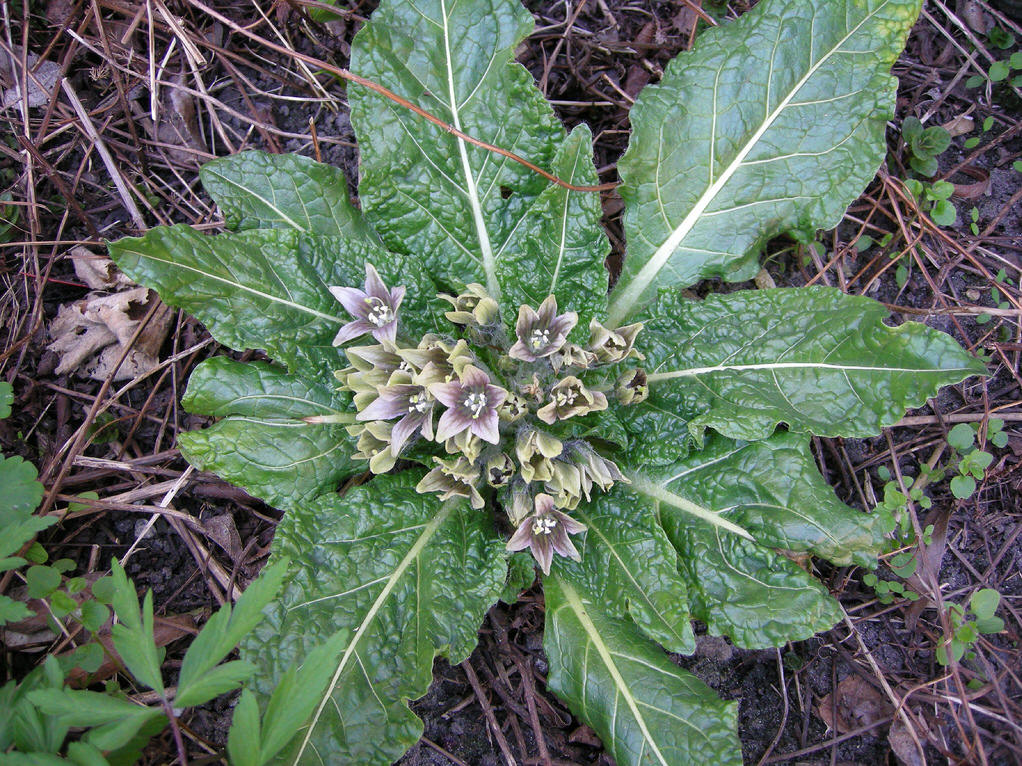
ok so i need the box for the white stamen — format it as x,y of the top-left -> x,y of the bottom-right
408,392 -> 430,414
530,328 -> 551,350
531,515 -> 558,536
463,391 -> 488,419
365,296 -> 394,326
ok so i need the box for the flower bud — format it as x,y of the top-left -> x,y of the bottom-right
444,430 -> 484,463
416,456 -> 484,509
516,428 -> 563,484
352,421 -> 398,474
588,319 -> 643,363
536,376 -> 608,424
485,453 -> 515,487
615,368 -> 648,405
440,284 -> 501,327
545,460 -> 583,510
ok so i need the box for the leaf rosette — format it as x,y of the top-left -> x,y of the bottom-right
108,0 -> 986,762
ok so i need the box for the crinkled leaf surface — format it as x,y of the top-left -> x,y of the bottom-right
242,473 -> 507,765
494,124 -> 609,331
349,0 -> 606,325
656,431 -> 885,567
640,287 -> 985,440
200,150 -> 374,240
179,357 -> 356,512
661,511 -> 842,649
556,488 -> 695,653
109,227 -> 439,380
543,575 -> 741,766
608,0 -> 922,323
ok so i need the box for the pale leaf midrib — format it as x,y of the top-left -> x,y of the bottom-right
628,474 -> 754,541
575,509 -> 688,648
208,171 -> 308,232
439,0 -> 499,301
607,2 -> 892,324
291,504 -> 452,763
557,578 -> 671,766
119,248 -> 344,324
647,360 -> 977,382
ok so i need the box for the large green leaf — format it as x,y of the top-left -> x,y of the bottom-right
178,357 -> 356,511
543,575 -> 741,766
555,488 -> 695,653
242,473 -> 507,765
656,431 -> 885,567
662,514 -> 842,649
494,124 -> 609,331
350,0 -> 584,308
607,0 -> 922,323
109,228 -> 439,379
640,287 -> 985,440
200,150 -> 374,240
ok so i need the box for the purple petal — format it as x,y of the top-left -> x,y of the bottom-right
459,365 -> 490,388
506,522 -> 533,552
537,295 -> 557,326
390,412 -> 424,455
471,410 -> 500,444
363,263 -> 388,299
515,304 -> 538,342
357,394 -> 406,421
390,284 -> 406,310
333,320 -> 372,346
429,381 -> 463,408
550,312 -> 578,340
533,536 -> 554,575
434,408 -> 470,442
556,513 -> 587,535
534,494 -> 556,515
371,320 -> 398,345
485,384 -> 508,408
551,534 -> 581,563
508,339 -> 536,362
330,286 -> 369,319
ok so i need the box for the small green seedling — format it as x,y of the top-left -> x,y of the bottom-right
947,421 -> 1001,500
937,588 -> 1004,666
901,116 -> 951,177
904,177 -> 956,227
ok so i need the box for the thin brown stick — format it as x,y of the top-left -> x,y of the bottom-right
461,658 -> 519,766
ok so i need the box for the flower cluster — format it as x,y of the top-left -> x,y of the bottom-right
330,263 -> 646,574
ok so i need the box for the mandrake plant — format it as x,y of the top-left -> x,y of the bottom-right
110,0 -> 985,762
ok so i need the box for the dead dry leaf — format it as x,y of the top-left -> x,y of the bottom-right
47,288 -> 173,381
70,246 -> 135,291
889,716 -> 927,766
0,49 -> 62,110
942,114 -> 974,137
817,674 -> 892,734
